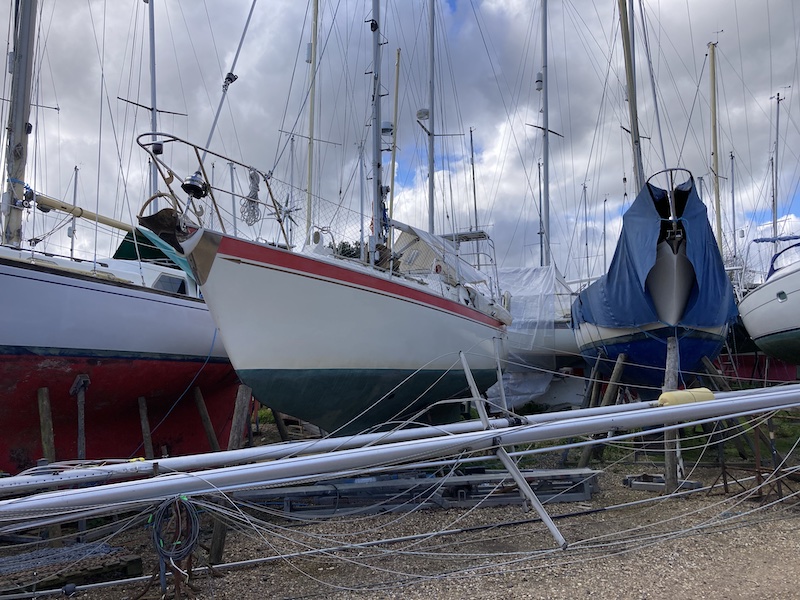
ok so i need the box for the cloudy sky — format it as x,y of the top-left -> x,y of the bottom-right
3,0 -> 799,283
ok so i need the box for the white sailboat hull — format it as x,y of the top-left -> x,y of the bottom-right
739,261 -> 800,364
1,249 -> 227,358
183,229 -> 507,434
0,246 -> 237,474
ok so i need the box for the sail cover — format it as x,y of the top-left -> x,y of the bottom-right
572,177 -> 737,329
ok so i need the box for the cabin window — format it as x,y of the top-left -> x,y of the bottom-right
153,273 -> 187,295
777,291 -> 788,303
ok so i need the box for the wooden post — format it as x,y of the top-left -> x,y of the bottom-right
37,387 -> 56,463
766,417 -> 783,497
578,353 -> 627,468
701,356 -> 731,392
137,397 -> 155,460
193,387 -> 221,452
37,387 -> 61,545
273,409 -> 291,442
70,375 -> 90,461
209,384 -> 252,564
600,353 -> 627,407
582,354 -> 603,409
227,384 -> 252,451
753,422 -> 764,494
663,337 -> 680,494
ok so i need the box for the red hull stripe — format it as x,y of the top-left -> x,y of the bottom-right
218,236 -> 505,329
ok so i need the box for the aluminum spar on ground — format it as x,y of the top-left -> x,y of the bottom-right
0,402 -> 659,496
2,383 -> 800,525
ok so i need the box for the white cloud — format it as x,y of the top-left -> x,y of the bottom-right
2,0 -> 798,284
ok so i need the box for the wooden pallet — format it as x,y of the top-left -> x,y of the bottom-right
232,468 -> 601,516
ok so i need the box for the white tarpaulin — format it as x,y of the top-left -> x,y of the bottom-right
487,265 -> 557,409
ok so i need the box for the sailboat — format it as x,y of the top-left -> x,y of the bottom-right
571,169 -> 738,387
568,0 -> 738,390
0,0 -> 239,474
137,1 -> 511,435
738,238 -> 800,365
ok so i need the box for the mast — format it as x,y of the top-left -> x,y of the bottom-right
288,135 -> 295,246
370,0 -> 386,263
306,0 -> 319,245
359,142 -> 365,261
427,0 -> 435,234
2,0 -> 38,246
582,183 -> 589,280
147,0 -> 158,203
730,152 -> 737,261
388,48 -> 400,223
469,127 -> 478,231
709,42 -> 722,251
773,92 -> 782,252
469,127 -> 481,269
603,196 -> 608,271
541,0 -> 550,266
70,166 -> 78,259
388,48 -> 400,260
618,0 -> 644,191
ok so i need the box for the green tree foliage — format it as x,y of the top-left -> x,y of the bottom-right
331,240 -> 362,258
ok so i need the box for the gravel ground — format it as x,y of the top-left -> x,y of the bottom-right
3,459 -> 797,600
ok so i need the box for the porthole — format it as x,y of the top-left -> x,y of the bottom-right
777,291 -> 788,303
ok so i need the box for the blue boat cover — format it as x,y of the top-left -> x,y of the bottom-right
572,177 -> 737,329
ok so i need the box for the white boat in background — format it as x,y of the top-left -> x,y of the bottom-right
486,266 -> 582,410
738,237 -> 800,365
136,3 -> 512,435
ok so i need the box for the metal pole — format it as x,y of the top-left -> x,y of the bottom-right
371,0 -> 385,262
731,152 -> 737,260
70,166 -> 78,259
470,128 -> 478,232
389,48 -> 401,222
229,163 -> 237,237
582,183 -> 589,280
148,0 -> 159,206
306,0 -> 319,245
773,93 -> 782,254
603,196 -> 607,271
470,127 -> 481,269
541,0 -> 550,265
202,0 -> 257,161
8,385 -> 800,519
0,401 -> 657,497
427,0 -> 436,234
709,42 -> 722,251
663,337 -> 679,494
3,0 -> 38,246
359,142 -> 365,261
618,0 -> 644,191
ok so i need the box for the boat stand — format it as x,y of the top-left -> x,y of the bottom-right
460,351 -> 568,549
